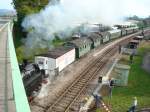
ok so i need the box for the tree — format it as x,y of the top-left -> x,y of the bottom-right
13,0 -> 49,24
12,0 -> 49,41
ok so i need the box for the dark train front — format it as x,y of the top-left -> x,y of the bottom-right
19,60 -> 46,101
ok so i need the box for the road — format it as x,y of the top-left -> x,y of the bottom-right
0,20 -> 16,112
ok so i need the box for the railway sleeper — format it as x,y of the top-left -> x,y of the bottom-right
67,95 -> 75,100
76,82 -> 86,86
67,93 -> 78,98
71,88 -> 83,93
51,106 -> 65,112
82,75 -> 92,79
69,106 -> 80,112
86,68 -> 97,73
67,89 -> 79,94
57,103 -> 69,108
68,88 -> 81,92
57,102 -> 71,108
67,91 -> 79,96
80,79 -> 88,82
66,90 -> 80,96
66,90 -> 78,95
78,79 -> 88,85
62,97 -> 74,102
74,82 -> 85,86
72,102 -> 80,108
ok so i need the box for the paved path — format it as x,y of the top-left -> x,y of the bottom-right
0,22 -> 16,112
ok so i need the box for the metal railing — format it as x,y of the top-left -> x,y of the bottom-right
7,22 -> 31,112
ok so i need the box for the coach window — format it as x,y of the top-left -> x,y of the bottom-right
79,47 -> 81,51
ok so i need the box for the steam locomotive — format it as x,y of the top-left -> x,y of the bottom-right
19,60 -> 46,98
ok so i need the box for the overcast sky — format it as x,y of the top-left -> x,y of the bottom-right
0,0 -> 150,17
0,0 -> 14,10
122,0 -> 150,17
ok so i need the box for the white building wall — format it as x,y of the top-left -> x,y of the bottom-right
35,56 -> 56,72
35,48 -> 75,73
35,57 -> 48,70
56,49 -> 75,72
47,58 -> 56,70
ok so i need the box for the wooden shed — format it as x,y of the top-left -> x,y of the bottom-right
64,38 -> 92,58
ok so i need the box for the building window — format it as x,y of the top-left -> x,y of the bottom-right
38,61 -> 43,64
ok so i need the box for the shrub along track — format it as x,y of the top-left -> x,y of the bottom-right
42,31 -> 148,112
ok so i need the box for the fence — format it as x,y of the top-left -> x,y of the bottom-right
8,22 -> 31,112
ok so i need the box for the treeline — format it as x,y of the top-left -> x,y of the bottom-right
13,0 -> 49,25
128,15 -> 150,28
13,0 -> 49,42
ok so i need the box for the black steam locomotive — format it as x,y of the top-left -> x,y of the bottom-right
19,60 -> 45,97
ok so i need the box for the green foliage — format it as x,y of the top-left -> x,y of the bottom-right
137,21 -> 145,29
13,22 -> 23,48
13,0 -> 49,23
16,45 -> 49,63
128,15 -> 141,21
52,36 -> 65,47
12,0 -> 49,44
16,46 -> 26,63
12,0 -> 49,62
96,109 -> 101,112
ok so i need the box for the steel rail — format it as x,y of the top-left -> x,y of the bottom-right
46,47 -> 117,112
64,49 -> 117,112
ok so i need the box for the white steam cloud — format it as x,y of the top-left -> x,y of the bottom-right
22,0 -> 150,52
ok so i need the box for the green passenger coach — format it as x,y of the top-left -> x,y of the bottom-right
88,33 -> 103,48
64,38 -> 92,58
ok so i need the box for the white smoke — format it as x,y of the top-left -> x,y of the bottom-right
22,0 -> 149,51
38,78 -> 50,98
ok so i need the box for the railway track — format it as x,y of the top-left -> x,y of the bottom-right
45,41 -> 127,112
46,48 -> 116,112
43,32 -> 145,112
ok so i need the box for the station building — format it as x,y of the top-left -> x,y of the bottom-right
35,46 -> 75,74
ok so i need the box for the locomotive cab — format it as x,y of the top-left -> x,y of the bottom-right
35,57 -> 49,76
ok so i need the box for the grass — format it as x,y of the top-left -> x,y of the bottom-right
100,41 -> 150,112
52,37 -> 65,47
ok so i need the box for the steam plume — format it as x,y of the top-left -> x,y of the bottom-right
22,0 -> 148,52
